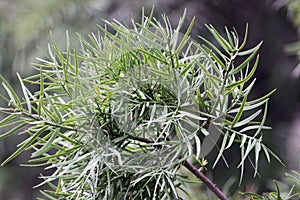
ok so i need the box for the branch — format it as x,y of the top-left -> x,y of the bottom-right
118,131 -> 229,199
183,160 -> 229,200
96,105 -> 228,199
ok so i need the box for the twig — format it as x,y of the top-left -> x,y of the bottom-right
96,104 -> 228,199
115,129 -> 229,199
183,160 -> 229,200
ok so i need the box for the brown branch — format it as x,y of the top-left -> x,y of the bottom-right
96,106 -> 228,199
183,160 -> 229,200
118,132 -> 229,199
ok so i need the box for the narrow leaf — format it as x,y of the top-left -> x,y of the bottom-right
148,67 -> 170,78
240,134 -> 247,147
232,94 -> 248,127
178,110 -> 207,121
246,89 -> 276,106
213,132 -> 228,168
176,16 -> 195,53
32,128 -> 60,158
17,73 -> 32,113
238,138 -> 256,168
0,122 -> 27,140
238,23 -> 248,51
230,42 -> 262,75
194,135 -> 201,158
0,115 -> 19,128
254,141 -> 261,176
239,145 -> 245,185
0,74 -> 21,106
226,55 -> 259,91
1,126 -> 47,166
205,24 -> 233,53
254,101 -> 268,137
225,133 -> 235,149
233,109 -> 261,128
240,125 -> 271,133
225,26 -> 234,47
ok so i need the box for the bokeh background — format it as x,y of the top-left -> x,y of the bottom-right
0,0 -> 299,199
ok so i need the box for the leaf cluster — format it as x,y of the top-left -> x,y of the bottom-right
243,171 -> 300,200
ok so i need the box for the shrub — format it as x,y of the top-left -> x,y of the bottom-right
0,9 -> 283,199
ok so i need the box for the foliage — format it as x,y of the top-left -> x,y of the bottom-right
0,0 -> 114,77
243,171 -> 300,200
0,9 -> 278,199
286,0 -> 300,27
284,0 -> 300,78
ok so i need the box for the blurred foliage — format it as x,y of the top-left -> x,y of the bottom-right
244,171 -> 300,200
286,0 -> 300,27
0,0 -> 111,76
283,0 -> 300,78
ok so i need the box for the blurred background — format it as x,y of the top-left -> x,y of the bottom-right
0,0 -> 299,199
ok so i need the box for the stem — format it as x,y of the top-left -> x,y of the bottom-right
112,126 -> 229,199
183,160 -> 229,200
96,98 -> 228,199
123,133 -> 229,199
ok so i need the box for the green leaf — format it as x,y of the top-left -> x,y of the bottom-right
0,122 -> 28,140
64,31 -> 70,83
40,190 -> 58,200
238,23 -> 248,51
17,73 -> 32,113
165,175 -> 178,199
29,145 -> 81,163
194,135 -> 201,158
205,24 -> 233,53
213,131 -> 228,168
1,126 -> 47,166
198,35 -> 228,61
242,192 -> 263,199
240,125 -> 271,133
176,15 -> 195,54
254,140 -> 261,177
239,145 -> 245,185
233,109 -> 261,128
226,55 -> 259,92
238,138 -> 256,168
253,101 -> 268,137
274,181 -> 282,200
0,114 -> 19,128
148,67 -> 170,78
228,97 -> 268,113
240,134 -> 247,148
246,89 -> 276,106
261,145 -> 285,166
37,66 -> 44,117
202,45 -> 227,70
45,93 -> 63,123
229,42 -> 262,75
32,128 -> 60,158
194,42 -> 222,76
178,110 -> 207,121
225,133 -> 235,149
261,144 -> 271,163
0,74 -> 22,107
224,26 -> 235,47
231,94 -> 248,127
138,48 -> 168,64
